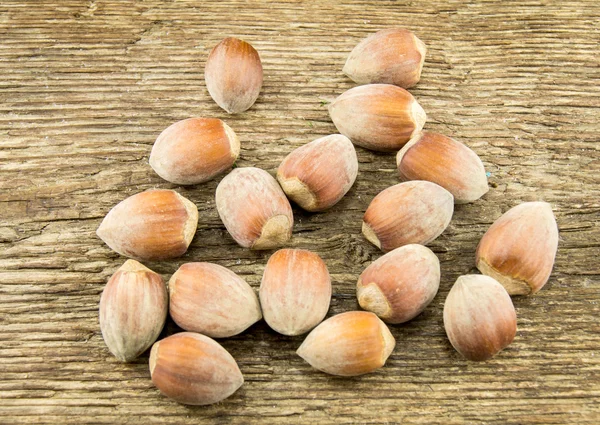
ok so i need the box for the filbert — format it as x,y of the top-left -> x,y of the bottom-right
362,181 -> 454,252
357,244 -> 440,324
96,189 -> 198,261
99,260 -> 168,362
276,134 -> 358,212
150,117 -> 240,185
396,131 -> 489,203
343,28 -> 426,89
476,202 -> 559,295
205,37 -> 263,113
260,249 -> 331,336
150,332 -> 243,405
443,275 -> 517,361
328,84 -> 426,152
169,262 -> 262,338
296,311 -> 395,376
216,167 -> 293,249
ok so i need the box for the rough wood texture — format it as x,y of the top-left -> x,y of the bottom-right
1,0 -> 599,423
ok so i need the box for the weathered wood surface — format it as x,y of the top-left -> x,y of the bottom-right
1,0 -> 599,423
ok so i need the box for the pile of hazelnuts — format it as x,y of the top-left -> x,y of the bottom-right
97,29 -> 559,406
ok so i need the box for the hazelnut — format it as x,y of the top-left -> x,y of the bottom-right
362,181 -> 454,252
396,131 -> 489,203
297,311 -> 395,376
357,244 -> 440,324
328,84 -> 426,152
343,28 -> 426,89
169,262 -> 262,338
277,134 -> 358,212
205,37 -> 263,113
150,118 -> 240,185
99,260 -> 167,362
476,202 -> 559,295
96,189 -> 198,261
443,275 -> 517,361
260,249 -> 331,336
216,167 -> 293,249
150,332 -> 243,405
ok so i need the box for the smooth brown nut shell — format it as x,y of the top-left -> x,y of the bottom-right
205,37 -> 263,113
443,275 -> 517,361
343,28 -> 426,89
216,167 -> 293,249
277,134 -> 358,212
96,189 -> 198,261
169,262 -> 262,338
328,84 -> 426,152
396,131 -> 489,203
150,118 -> 240,185
476,202 -> 559,295
296,311 -> 395,376
260,249 -> 331,336
357,244 -> 440,324
99,260 -> 168,362
362,181 -> 454,252
150,332 -> 243,405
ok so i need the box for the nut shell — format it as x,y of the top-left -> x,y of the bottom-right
150,118 -> 240,185
96,189 -> 198,261
357,244 -> 440,324
260,249 -> 331,336
169,263 -> 262,338
149,332 -> 243,405
328,84 -> 426,152
205,37 -> 263,113
362,181 -> 454,252
296,311 -> 395,376
343,28 -> 426,89
216,167 -> 293,249
277,134 -> 358,212
443,275 -> 517,361
99,260 -> 168,362
476,202 -> 559,295
396,132 -> 488,203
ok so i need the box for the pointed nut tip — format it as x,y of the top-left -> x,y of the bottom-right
411,101 -> 427,135
362,221 -> 382,250
119,259 -> 153,273
396,132 -> 423,167
149,341 -> 160,376
222,121 -> 241,160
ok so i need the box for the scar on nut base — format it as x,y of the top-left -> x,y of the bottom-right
277,134 -> 358,212
362,180 -> 454,252
357,244 -> 440,324
396,131 -> 489,203
476,201 -> 559,295
328,84 -> 426,152
260,249 -> 331,336
150,117 -> 240,185
169,262 -> 262,338
297,311 -> 395,376
99,260 -> 168,362
443,275 -> 517,361
96,189 -> 198,261
205,37 -> 263,113
150,332 -> 243,405
344,28 -> 426,89
216,167 -> 293,249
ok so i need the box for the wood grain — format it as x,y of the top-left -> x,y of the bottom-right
1,0 -> 599,423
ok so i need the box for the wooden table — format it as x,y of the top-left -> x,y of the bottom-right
1,1 -> 599,423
